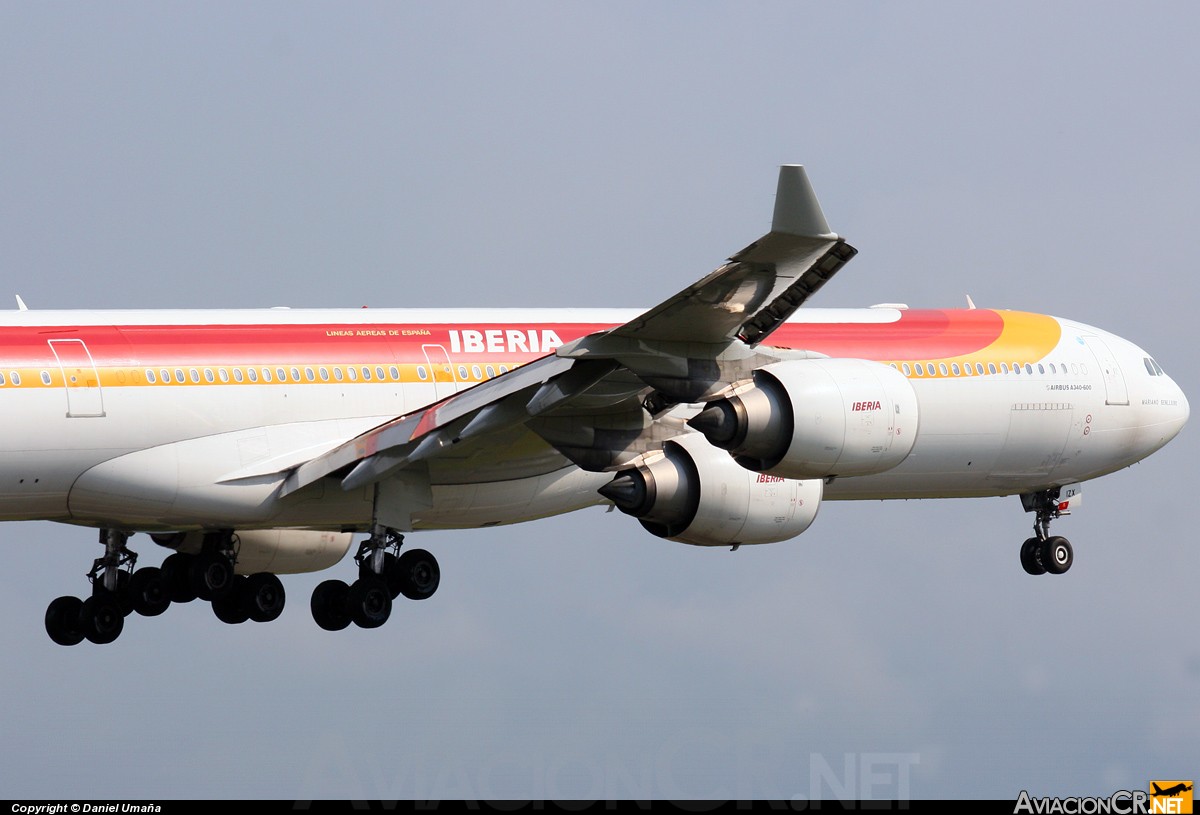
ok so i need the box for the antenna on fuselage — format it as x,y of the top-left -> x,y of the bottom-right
15,295 -> 28,311
965,294 -> 976,310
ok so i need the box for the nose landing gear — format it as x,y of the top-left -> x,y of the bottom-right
1018,488 -> 1075,576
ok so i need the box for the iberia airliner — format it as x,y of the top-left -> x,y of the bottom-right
4,167 -> 1185,646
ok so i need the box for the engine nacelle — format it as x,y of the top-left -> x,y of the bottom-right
599,433 -> 823,547
689,358 -> 918,479
151,529 -> 352,574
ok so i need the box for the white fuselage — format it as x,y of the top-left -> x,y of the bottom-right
0,307 -> 1187,533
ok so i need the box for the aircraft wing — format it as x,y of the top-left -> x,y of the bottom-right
281,165 -> 855,497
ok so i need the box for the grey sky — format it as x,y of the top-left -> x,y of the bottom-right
1,1 -> 1196,800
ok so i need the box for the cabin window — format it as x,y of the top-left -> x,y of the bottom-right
361,367 -> 372,381
458,365 -> 469,379
988,363 -> 997,375
1070,364 -> 1079,375
233,368 -> 244,382
248,368 -> 259,382
389,366 -> 399,380
902,363 -> 912,376
1080,363 -> 1088,375
1013,363 -> 1020,375
146,369 -> 156,384
417,366 -> 428,381
499,365 -> 509,374
40,371 -> 51,385
291,367 -> 301,382
204,369 -> 214,383
334,367 -> 344,381
1049,363 -> 1056,374
276,368 -> 286,382
951,363 -> 961,376
1038,364 -> 1045,374
486,365 -> 496,378
375,366 -> 386,380
1000,363 -> 1009,374
938,363 -> 949,376
219,369 -> 229,383
302,367 -> 313,382
10,372 -> 20,386
0,372 -> 5,386
262,368 -> 272,382
348,367 -> 358,381
472,365 -> 482,379
1025,363 -> 1033,375
320,367 -> 330,381
189,369 -> 200,383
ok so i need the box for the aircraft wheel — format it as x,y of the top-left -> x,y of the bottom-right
161,553 -> 198,603
243,573 -> 286,623
129,567 -> 171,617
80,592 -> 125,645
212,576 -> 250,624
45,596 -> 85,646
348,577 -> 392,629
396,549 -> 440,601
1042,536 -> 1073,575
189,551 -> 236,601
93,569 -> 134,616
311,579 -> 352,631
1020,537 -> 1046,576
361,552 -> 404,599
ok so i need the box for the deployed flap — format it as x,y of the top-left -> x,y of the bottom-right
607,166 -> 856,347
281,353 -> 577,496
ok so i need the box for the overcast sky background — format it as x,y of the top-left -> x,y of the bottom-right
1,2 -> 1196,801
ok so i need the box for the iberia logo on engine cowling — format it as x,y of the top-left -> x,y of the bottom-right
1150,781 -> 1193,814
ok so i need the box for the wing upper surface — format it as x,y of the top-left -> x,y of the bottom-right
281,165 -> 854,495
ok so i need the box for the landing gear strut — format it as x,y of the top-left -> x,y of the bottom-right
44,528 -> 288,646
310,525 -> 440,631
1018,488 -> 1075,576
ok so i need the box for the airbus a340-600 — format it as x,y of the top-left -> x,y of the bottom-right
4,166 -> 1187,646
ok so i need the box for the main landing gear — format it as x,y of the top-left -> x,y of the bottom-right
44,529 -> 287,646
1018,489 -> 1075,576
310,525 -> 440,631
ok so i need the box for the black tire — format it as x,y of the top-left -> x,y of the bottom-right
189,551 -> 236,601
129,567 -> 171,617
1042,536 -> 1073,575
212,576 -> 250,624
311,579 -> 352,632
45,596 -> 85,646
92,569 -> 134,616
1020,537 -> 1047,576
243,573 -> 286,623
361,552 -> 403,599
348,577 -> 392,629
80,592 -> 124,645
160,553 -> 198,603
395,549 -> 440,600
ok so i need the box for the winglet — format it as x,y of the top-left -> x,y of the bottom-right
772,165 -> 834,238
15,295 -> 28,311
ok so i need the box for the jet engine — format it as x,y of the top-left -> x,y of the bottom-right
599,433 -> 822,546
151,529 -> 352,574
688,358 -> 918,479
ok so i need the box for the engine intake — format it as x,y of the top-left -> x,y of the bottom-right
600,433 -> 822,547
689,358 -> 918,479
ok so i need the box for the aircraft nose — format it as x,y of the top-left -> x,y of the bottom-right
1162,375 -> 1189,441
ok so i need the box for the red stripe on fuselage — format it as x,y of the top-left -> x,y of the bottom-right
0,311 -> 1006,367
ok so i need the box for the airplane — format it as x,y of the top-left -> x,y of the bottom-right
1152,783 -> 1193,797
3,166 -> 1187,647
